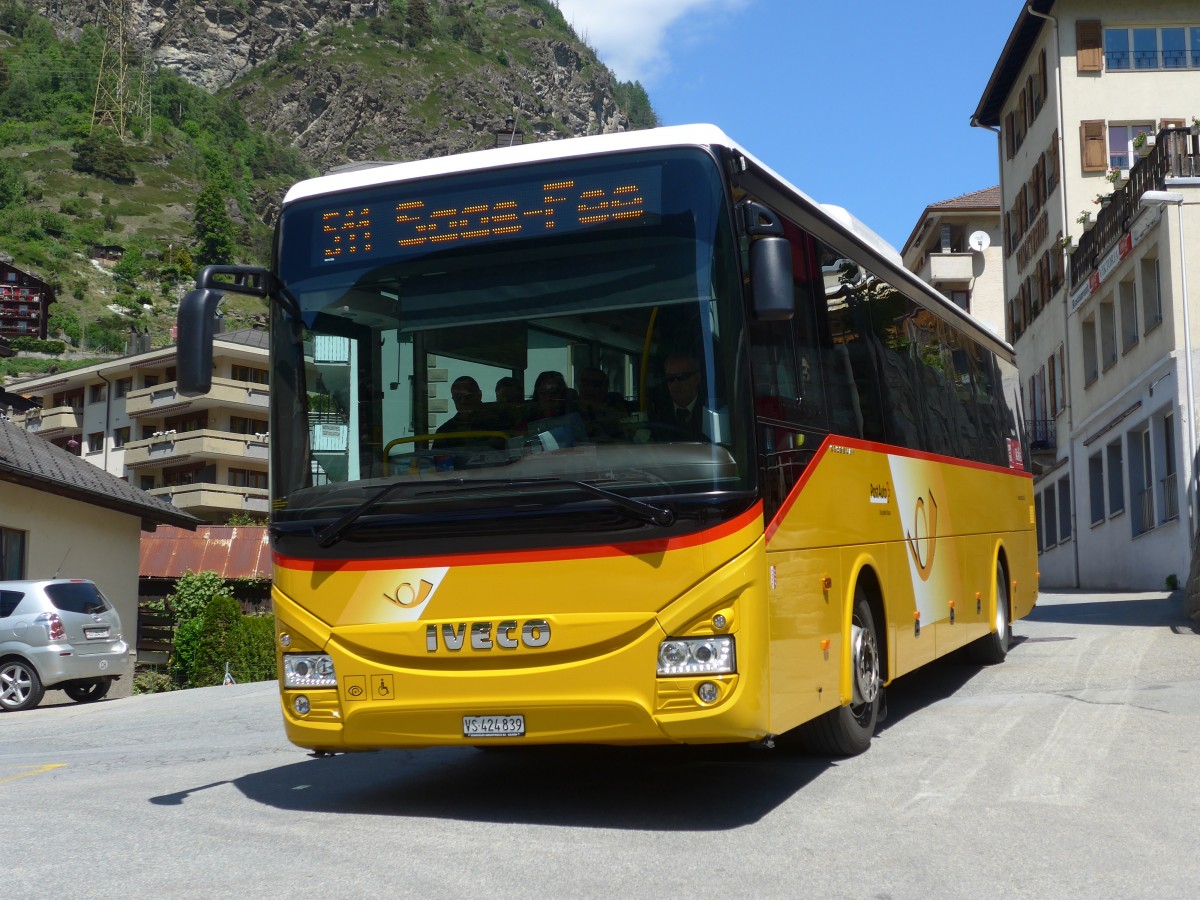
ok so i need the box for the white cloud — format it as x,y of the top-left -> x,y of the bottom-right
554,0 -> 747,85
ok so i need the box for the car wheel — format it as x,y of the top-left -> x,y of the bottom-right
63,679 -> 112,703
0,658 -> 46,712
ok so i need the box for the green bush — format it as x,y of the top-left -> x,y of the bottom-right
133,669 -> 174,694
10,336 -> 65,353
147,569 -> 230,623
167,615 -> 204,688
166,592 -> 277,688
237,614 -> 278,682
191,594 -> 243,687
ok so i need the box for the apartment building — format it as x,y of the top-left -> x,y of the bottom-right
6,328 -> 271,524
0,260 -> 53,341
901,186 -> 1007,339
973,1 -> 1200,589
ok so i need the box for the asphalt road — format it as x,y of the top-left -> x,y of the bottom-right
4,590 -> 1199,899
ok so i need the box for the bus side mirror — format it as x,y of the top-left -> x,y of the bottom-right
176,286 -> 223,397
751,236 -> 794,321
176,265 -> 273,397
741,201 -> 794,321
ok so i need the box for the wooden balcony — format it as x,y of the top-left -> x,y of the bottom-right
1070,127 -> 1200,291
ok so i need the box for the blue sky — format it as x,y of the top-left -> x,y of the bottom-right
555,0 -> 1024,252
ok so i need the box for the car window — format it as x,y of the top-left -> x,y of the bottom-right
43,582 -> 110,614
0,589 -> 23,617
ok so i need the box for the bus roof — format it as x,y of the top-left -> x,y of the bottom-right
282,124 -> 1012,360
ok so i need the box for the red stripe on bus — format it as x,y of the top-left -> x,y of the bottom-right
274,502 -> 765,572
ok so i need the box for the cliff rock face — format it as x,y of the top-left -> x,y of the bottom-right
37,1 -> 632,172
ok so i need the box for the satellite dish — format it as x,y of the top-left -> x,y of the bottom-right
968,230 -> 991,252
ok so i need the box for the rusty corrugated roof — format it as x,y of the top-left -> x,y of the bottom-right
140,525 -> 271,579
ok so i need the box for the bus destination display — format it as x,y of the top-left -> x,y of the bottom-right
317,166 -> 661,263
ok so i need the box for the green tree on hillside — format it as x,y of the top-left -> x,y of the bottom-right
71,129 -> 136,183
407,0 -> 433,46
0,159 -> 25,208
193,183 -> 237,267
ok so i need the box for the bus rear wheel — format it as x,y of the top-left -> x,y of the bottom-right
796,586 -> 881,756
969,560 -> 1011,665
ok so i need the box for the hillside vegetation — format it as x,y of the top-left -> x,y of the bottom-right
0,0 -> 656,377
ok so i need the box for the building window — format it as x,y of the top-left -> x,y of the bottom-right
1042,486 -> 1058,549
1161,414 -> 1178,523
115,378 -> 132,398
1107,440 -> 1126,516
1108,123 -> 1154,169
1099,298 -> 1117,371
232,365 -> 269,385
228,468 -> 268,490
1106,26 -> 1200,70
143,375 -> 159,389
88,384 -> 106,404
1082,315 -> 1099,385
1119,279 -> 1138,352
87,431 -> 103,453
1034,492 -> 1044,553
229,416 -> 268,435
1141,256 -> 1162,332
140,475 -> 155,491
1,527 -> 26,579
1089,452 -> 1105,526
114,426 -> 130,448
1058,477 -> 1072,542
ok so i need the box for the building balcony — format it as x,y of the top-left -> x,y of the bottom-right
148,482 -> 269,520
928,252 -> 975,284
15,405 -> 82,436
123,429 -> 270,469
125,376 -> 270,419
1026,418 -> 1056,456
1070,127 -> 1200,291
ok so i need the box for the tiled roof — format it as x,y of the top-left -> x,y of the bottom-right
928,186 -> 1001,211
0,419 -> 201,529
217,327 -> 269,350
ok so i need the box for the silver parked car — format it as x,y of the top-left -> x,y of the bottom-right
0,579 -> 130,712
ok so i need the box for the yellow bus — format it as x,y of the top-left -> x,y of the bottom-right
177,124 -> 1036,756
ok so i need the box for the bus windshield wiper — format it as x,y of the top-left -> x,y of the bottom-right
316,480 -> 414,548
417,477 -> 676,527
316,476 -> 675,547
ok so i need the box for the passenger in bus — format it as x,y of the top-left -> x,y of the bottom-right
576,366 -> 628,442
437,376 -> 506,445
527,370 -> 587,448
494,376 -> 523,405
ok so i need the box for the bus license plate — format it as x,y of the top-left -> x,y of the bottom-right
463,715 -> 525,738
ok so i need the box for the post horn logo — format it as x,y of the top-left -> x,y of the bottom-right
905,489 -> 938,580
384,579 -> 435,607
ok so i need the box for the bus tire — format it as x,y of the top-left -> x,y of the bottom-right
796,586 -> 882,756
968,559 -> 1011,665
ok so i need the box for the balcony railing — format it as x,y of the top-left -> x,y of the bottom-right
1025,418 -> 1056,454
1071,127 -> 1200,291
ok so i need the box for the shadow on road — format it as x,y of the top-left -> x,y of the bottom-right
154,741 -> 832,830
1025,592 -> 1194,629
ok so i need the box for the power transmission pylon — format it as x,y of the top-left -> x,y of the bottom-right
91,0 -> 135,139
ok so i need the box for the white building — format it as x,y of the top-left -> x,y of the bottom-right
973,0 -> 1200,589
7,328 -> 271,524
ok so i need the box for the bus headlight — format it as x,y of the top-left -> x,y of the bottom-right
657,637 -> 735,676
283,653 -> 337,688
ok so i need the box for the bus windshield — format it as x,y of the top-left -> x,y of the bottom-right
267,147 -> 753,533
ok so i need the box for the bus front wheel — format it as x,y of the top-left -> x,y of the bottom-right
796,586 -> 881,756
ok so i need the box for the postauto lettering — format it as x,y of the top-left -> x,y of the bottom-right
425,619 -> 551,652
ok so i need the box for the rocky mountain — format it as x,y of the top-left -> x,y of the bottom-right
36,0 -> 652,172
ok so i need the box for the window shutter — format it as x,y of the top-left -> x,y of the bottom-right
1039,49 -> 1048,99
1077,20 -> 1102,72
1080,120 -> 1107,171
1005,111 -> 1016,159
